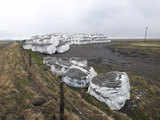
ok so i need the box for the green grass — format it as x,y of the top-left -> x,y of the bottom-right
81,93 -> 132,120
92,61 -> 160,120
107,41 -> 160,57
21,42 -> 160,120
24,49 -> 44,65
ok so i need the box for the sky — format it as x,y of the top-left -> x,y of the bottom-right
0,0 -> 160,39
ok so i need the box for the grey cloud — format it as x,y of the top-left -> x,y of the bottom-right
0,0 -> 160,39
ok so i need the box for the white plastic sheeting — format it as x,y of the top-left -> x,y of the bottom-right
24,32 -> 131,110
43,57 -> 97,88
44,57 -> 130,110
23,33 -> 111,54
88,71 -> 130,110
56,44 -> 70,53
62,66 -> 97,88
23,36 -> 63,54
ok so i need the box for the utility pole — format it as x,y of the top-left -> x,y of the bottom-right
144,26 -> 148,41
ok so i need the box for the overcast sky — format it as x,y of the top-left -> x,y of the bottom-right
0,0 -> 160,39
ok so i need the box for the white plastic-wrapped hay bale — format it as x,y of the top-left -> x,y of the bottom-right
69,57 -> 87,67
56,44 -> 70,53
62,66 -> 97,88
23,33 -> 111,54
43,56 -> 97,88
50,64 -> 68,75
43,57 -> 70,75
88,71 -> 130,110
23,36 -> 61,54
43,57 -> 88,75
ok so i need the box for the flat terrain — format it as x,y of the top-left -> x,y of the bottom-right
0,42 -> 117,120
0,42 -> 12,49
55,42 -> 160,86
0,41 -> 160,120
55,41 -> 160,120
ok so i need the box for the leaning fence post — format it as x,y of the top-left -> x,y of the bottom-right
29,53 -> 32,67
59,76 -> 64,120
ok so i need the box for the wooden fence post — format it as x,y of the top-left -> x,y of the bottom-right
59,76 -> 64,120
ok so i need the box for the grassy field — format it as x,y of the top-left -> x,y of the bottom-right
0,41 -> 160,120
0,42 -> 115,120
93,41 -> 160,120
108,41 -> 160,56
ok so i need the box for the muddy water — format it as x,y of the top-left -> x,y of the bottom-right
53,42 -> 160,86
54,43 -> 126,63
